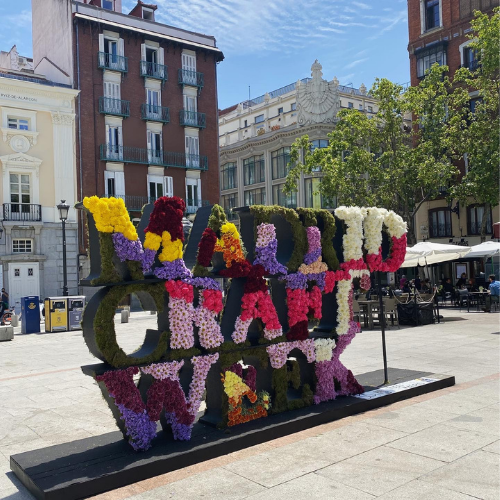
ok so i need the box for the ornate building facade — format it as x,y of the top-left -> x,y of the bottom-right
0,46 -> 79,309
218,61 -> 378,215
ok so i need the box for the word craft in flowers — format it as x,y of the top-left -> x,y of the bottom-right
81,197 -> 407,451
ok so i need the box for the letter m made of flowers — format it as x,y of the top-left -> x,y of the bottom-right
96,354 -> 219,451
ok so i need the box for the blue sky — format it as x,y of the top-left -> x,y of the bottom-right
1,0 -> 410,109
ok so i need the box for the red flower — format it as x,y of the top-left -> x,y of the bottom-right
244,264 -> 268,294
202,289 -> 223,313
145,197 -> 185,242
286,320 -> 309,340
197,228 -> 217,267
165,280 -> 194,302
219,259 -> 252,278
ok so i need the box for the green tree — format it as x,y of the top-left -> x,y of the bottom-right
447,8 -> 500,239
284,75 -> 458,244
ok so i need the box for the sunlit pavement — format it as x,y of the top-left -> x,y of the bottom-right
0,309 -> 498,499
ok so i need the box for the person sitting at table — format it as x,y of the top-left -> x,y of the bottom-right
421,279 -> 431,293
414,276 -> 422,291
467,278 -> 478,292
456,272 -> 467,289
399,275 -> 407,289
483,274 -> 500,312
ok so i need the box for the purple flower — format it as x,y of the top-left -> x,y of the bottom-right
254,240 -> 287,275
164,412 -> 192,441
281,272 -> 308,290
116,403 -> 157,451
304,248 -> 322,265
154,259 -> 192,280
141,248 -> 156,273
185,277 -> 222,291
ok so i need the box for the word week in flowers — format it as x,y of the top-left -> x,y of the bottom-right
81,197 -> 406,450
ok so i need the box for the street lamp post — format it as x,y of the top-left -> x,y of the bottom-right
57,200 -> 70,297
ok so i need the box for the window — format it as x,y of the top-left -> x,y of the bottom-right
469,97 -> 481,114
416,42 -> 447,78
348,102 -> 353,109
468,205 -> 492,235
106,124 -> 122,159
304,178 -> 336,209
186,178 -> 201,212
104,38 -> 117,57
243,155 -> 265,186
272,183 -> 296,208
185,135 -> 200,168
244,120 -> 248,128
102,0 -> 114,10
146,88 -> 161,118
463,46 -> 479,71
221,162 -> 237,190
221,193 -> 239,211
271,146 -> 291,179
429,208 -> 452,238
8,118 -> 29,130
425,0 -> 440,31
148,175 -> 173,200
255,114 -> 264,124
181,52 -> 197,85
310,140 -> 328,172
12,239 -> 32,253
368,105 -> 373,113
10,173 -> 30,206
244,188 -> 266,206
183,95 -> 198,126
291,103 -> 297,111
142,7 -> 154,20
104,171 -> 125,198
147,130 -> 162,164
278,107 -> 283,114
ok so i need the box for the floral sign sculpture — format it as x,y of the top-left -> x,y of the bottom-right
81,196 -> 406,451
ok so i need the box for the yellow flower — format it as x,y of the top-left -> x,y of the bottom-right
223,371 -> 250,399
220,223 -> 239,239
158,231 -> 183,262
144,231 -> 162,251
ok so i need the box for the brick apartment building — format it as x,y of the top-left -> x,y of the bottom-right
407,0 -> 499,255
31,0 -> 224,259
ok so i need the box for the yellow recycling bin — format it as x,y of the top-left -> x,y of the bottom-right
44,297 -> 68,332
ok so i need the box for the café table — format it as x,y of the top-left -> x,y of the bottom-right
357,300 -> 385,330
468,291 -> 490,312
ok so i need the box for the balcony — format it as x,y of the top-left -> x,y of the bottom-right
178,69 -> 204,90
99,97 -> 130,117
141,103 -> 170,123
179,110 -> 206,129
3,203 -> 41,222
98,52 -> 128,73
100,145 -> 208,170
140,61 -> 167,81
185,199 -> 210,214
101,194 -> 154,211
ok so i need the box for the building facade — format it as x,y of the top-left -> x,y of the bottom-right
219,61 -> 380,215
31,0 -> 223,264
0,46 -> 79,309
408,0 -> 499,250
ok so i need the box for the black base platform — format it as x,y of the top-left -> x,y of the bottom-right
11,368 -> 455,500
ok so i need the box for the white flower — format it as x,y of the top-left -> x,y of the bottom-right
314,338 -> 336,362
335,206 -> 366,261
363,207 -> 387,255
336,278 -> 353,335
385,211 -> 407,239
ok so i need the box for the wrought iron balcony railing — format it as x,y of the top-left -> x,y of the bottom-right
178,69 -> 204,89
99,97 -> 130,117
140,61 -> 168,80
179,110 -> 206,129
100,145 -> 208,170
141,103 -> 170,123
98,52 -> 128,73
101,194 -> 154,211
3,203 -> 41,222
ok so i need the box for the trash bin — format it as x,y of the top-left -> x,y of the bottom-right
44,297 -> 68,332
21,296 -> 40,334
67,296 -> 85,331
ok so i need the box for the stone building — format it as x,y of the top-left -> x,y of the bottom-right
31,0 -> 224,271
0,46 -> 79,309
408,0 -> 499,251
218,61 -> 379,214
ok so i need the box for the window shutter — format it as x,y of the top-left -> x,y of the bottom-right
185,135 -> 190,155
104,171 -> 113,196
141,43 -> 146,61
158,47 -> 164,66
118,126 -> 123,147
164,176 -> 173,197
115,171 -> 125,197
193,136 -> 199,156
105,124 -> 110,145
185,177 -> 189,202
197,179 -> 202,206
118,38 -> 124,57
99,34 -> 104,53
147,130 -> 152,162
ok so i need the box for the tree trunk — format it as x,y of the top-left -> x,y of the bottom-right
480,202 -> 491,242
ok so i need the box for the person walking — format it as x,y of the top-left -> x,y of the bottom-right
483,275 -> 500,312
1,288 -> 9,325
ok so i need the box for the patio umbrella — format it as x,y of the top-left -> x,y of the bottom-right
401,242 -> 471,267
466,241 -> 500,259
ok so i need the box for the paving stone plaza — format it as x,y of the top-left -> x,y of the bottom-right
0,308 -> 498,500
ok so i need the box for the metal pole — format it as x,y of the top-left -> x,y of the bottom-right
377,271 -> 389,384
62,219 -> 68,296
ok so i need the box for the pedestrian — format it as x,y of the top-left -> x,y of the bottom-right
414,276 -> 422,291
1,288 -> 8,326
483,274 -> 500,312
399,275 -> 407,289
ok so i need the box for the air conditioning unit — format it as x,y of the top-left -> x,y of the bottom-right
18,57 -> 27,65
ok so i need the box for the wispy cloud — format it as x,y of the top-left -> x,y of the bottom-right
345,58 -> 368,69
4,9 -> 31,29
352,1 -> 371,10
